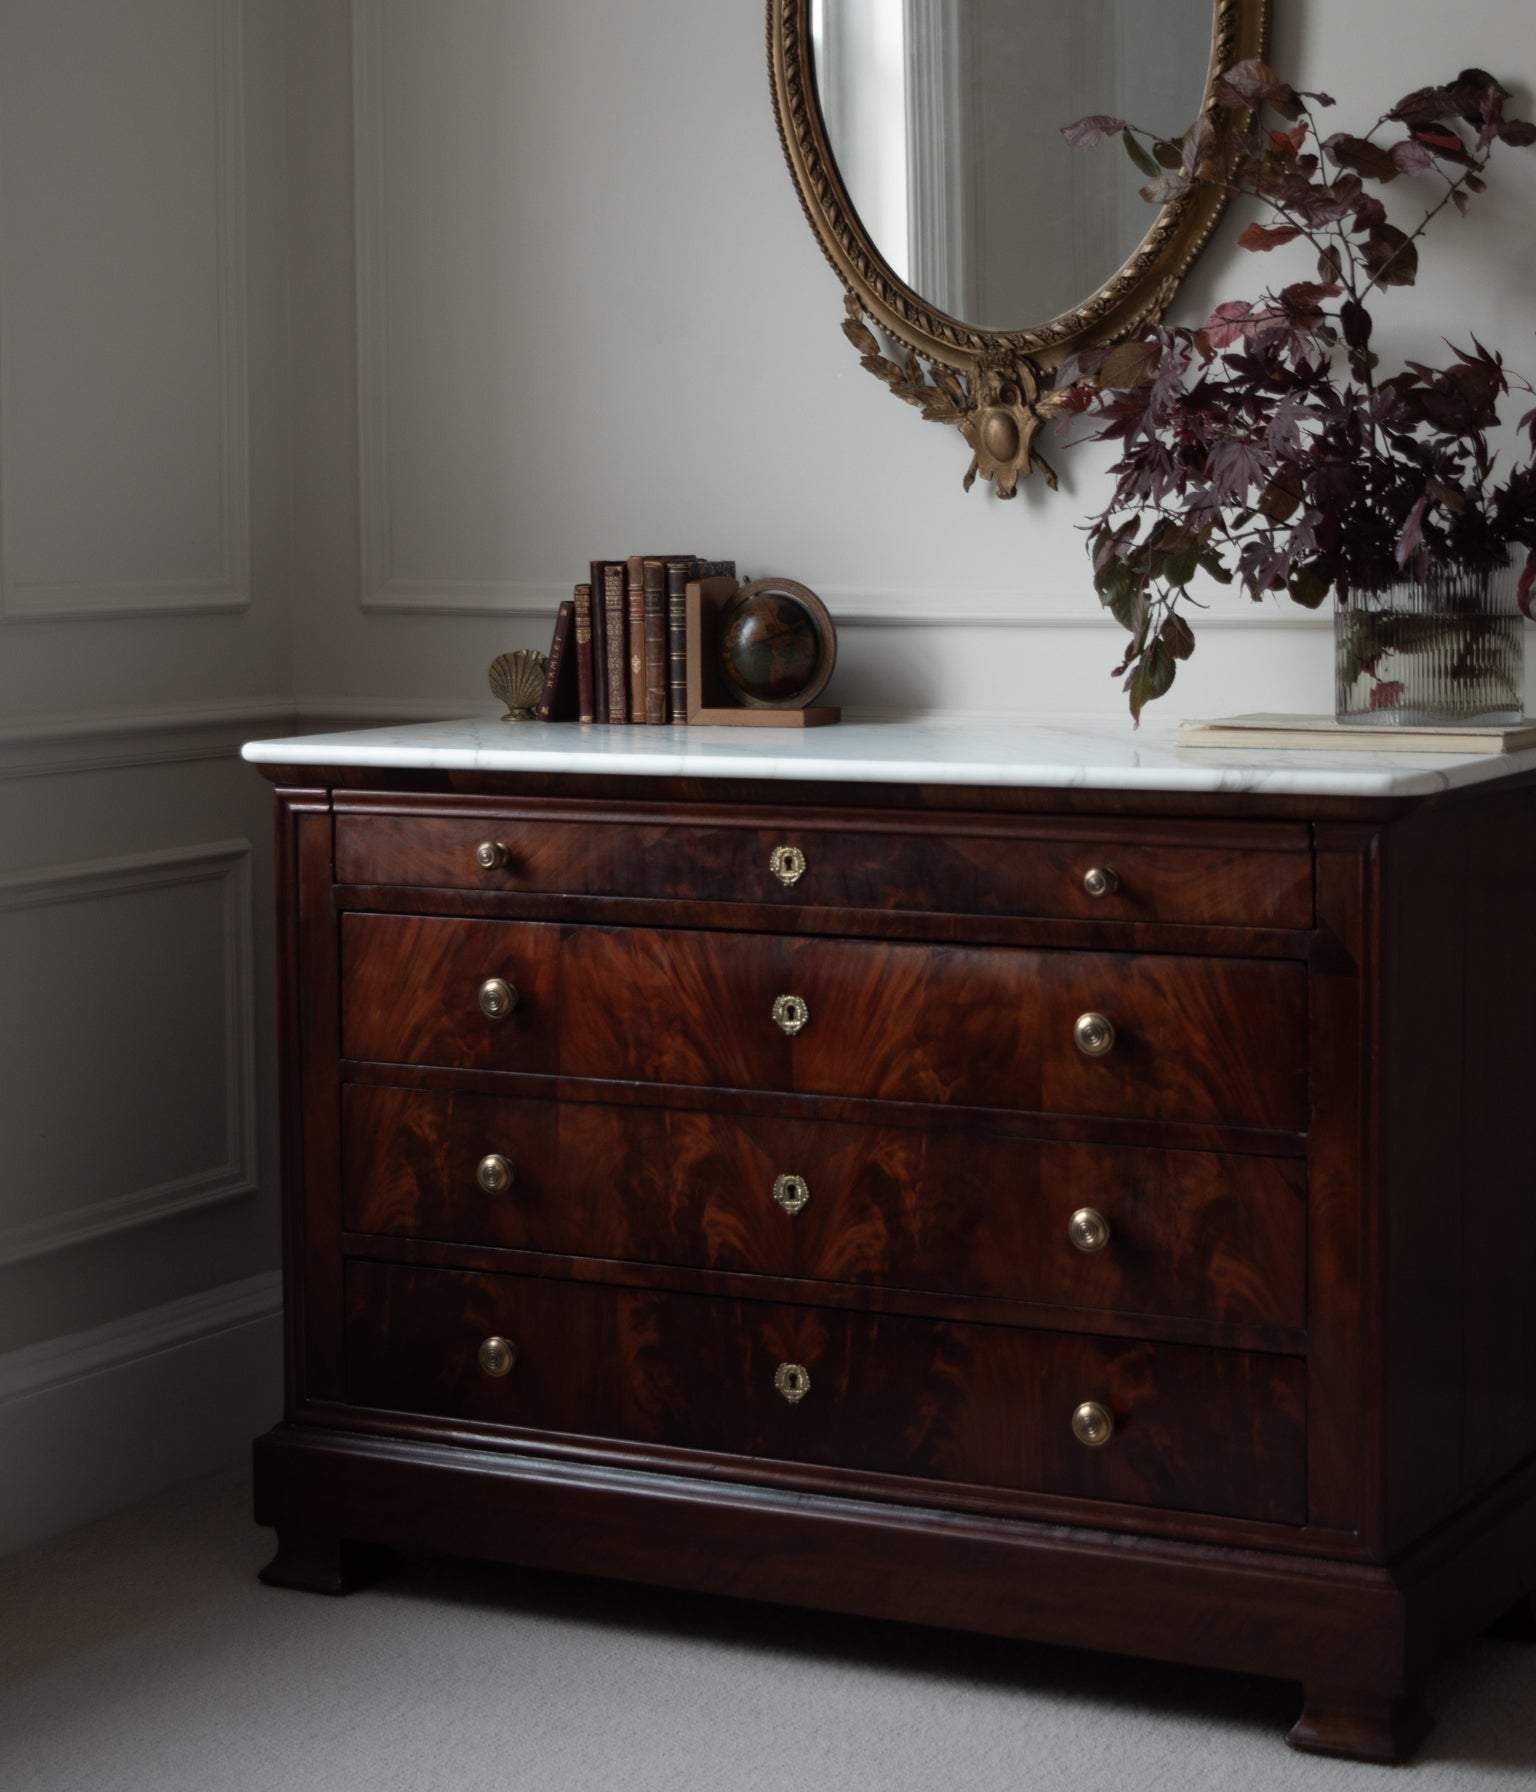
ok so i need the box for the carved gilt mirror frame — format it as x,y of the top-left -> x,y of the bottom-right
767,1 -> 1271,495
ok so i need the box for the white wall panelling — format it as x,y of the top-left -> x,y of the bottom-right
0,0 -> 283,1556
0,699 -> 299,782
0,1268 -> 279,1407
0,840 -> 257,1267
0,1271 -> 282,1554
350,0 -> 394,608
0,0 -> 250,620
353,0 -> 559,617
310,0 -> 1536,705
0,699 -> 470,783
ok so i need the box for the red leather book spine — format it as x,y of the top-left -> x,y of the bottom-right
573,585 -> 595,723
603,562 -> 628,722
645,561 -> 669,723
535,599 -> 575,721
662,560 -> 691,724
588,560 -> 610,722
626,557 -> 647,721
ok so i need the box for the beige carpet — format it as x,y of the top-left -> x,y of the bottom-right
1,1468 -> 1533,1791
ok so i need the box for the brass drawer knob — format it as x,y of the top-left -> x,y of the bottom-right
773,1173 -> 810,1215
477,1153 -> 515,1194
1071,1400 -> 1114,1447
1073,1012 -> 1116,1057
475,840 -> 511,870
770,844 -> 807,886
772,994 -> 810,1036
478,977 -> 518,1019
1082,866 -> 1120,899
1068,1207 -> 1111,1253
478,1336 -> 517,1378
774,1362 -> 811,1404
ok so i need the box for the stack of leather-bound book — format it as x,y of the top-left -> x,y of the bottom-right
533,555 -> 735,724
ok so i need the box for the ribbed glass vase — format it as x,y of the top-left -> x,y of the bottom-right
1334,561 -> 1524,726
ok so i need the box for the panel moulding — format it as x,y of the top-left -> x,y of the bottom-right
0,0 -> 250,621
0,697 -> 299,780
0,1269 -> 280,1409
352,0 -> 398,615
347,5 -> 1327,629
353,1 -> 546,618
0,1269 -> 282,1555
0,840 -> 258,1265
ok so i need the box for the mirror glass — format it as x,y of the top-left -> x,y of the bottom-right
810,0 -> 1216,332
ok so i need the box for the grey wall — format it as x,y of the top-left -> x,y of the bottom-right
285,0 -> 1536,718
0,0 -> 292,1551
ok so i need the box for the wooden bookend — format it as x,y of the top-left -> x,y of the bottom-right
684,579 -> 841,727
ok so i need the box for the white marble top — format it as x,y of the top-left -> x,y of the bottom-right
240,712 -> 1536,799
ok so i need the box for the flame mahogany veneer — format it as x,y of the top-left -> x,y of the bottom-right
339,1084 -> 1308,1330
250,767 -> 1536,1764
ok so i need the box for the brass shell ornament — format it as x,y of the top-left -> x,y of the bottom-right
488,649 -> 547,722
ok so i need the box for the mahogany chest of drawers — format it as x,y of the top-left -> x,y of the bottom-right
246,723 -> 1536,1762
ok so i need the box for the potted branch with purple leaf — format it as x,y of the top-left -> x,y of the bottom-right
1056,63 -> 1536,725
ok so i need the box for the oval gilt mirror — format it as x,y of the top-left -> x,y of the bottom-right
768,1 -> 1271,495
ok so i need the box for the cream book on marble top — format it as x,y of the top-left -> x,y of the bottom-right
1178,712 -> 1536,754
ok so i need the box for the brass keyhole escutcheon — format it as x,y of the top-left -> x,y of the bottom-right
773,1174 -> 811,1215
476,840 -> 510,870
773,994 -> 810,1036
1082,866 -> 1119,899
478,977 -> 518,1019
1071,1400 -> 1114,1447
1073,1012 -> 1115,1057
774,1362 -> 811,1404
478,1336 -> 517,1378
477,1153 -> 515,1195
1069,1207 -> 1110,1253
769,845 -> 807,887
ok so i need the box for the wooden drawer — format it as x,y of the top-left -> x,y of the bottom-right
344,1260 -> 1307,1524
334,810 -> 1313,930
341,916 -> 1309,1130
343,1085 -> 1307,1329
